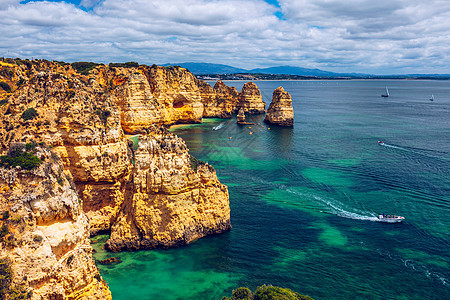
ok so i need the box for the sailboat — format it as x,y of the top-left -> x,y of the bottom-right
381,87 -> 389,98
429,94 -> 434,101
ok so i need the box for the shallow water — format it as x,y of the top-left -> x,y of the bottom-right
93,80 -> 450,300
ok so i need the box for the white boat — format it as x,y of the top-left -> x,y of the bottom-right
377,214 -> 405,223
378,140 -> 384,145
381,87 -> 389,98
430,94 -> 434,101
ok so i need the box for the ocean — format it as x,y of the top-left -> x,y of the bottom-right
92,80 -> 450,300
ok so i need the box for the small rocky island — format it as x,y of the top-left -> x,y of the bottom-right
264,87 -> 294,127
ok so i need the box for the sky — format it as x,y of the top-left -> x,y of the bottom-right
1,0 -> 450,74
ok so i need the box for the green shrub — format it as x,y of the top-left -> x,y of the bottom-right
68,90 -> 75,98
0,258 -> 31,299
109,62 -> 139,68
0,258 -> 12,295
95,109 -> 111,125
0,143 -> 42,170
223,286 -> 314,300
0,81 -> 11,92
71,62 -> 100,75
33,235 -> 43,243
0,99 -> 8,106
189,155 -> 205,172
2,211 -> 9,220
17,78 -> 26,87
254,285 -> 314,300
0,225 -> 9,238
25,142 -> 37,151
21,108 -> 38,121
232,287 -> 252,300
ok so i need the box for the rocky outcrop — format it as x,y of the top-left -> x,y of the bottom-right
264,87 -> 294,127
105,130 -> 230,252
0,146 -> 111,299
0,58 -> 232,253
237,107 -> 246,124
236,82 -> 265,114
199,80 -> 239,118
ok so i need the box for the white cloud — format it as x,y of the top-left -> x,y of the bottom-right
0,0 -> 449,73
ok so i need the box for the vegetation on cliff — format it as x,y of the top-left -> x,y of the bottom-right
0,258 -> 32,300
222,285 -> 314,300
0,143 -> 42,170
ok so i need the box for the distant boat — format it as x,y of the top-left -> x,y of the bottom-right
377,214 -> 405,223
378,141 -> 385,145
429,94 -> 434,101
381,87 -> 389,98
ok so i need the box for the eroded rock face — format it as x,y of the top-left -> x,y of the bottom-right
199,80 -> 239,118
0,59 -> 232,253
236,82 -> 265,114
105,131 -> 230,252
264,87 -> 294,127
0,147 -> 111,300
237,107 -> 246,124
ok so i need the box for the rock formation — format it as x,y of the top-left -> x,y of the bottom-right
264,87 -> 294,127
0,58 -> 237,297
199,80 -> 238,118
236,82 -> 265,114
0,146 -> 111,299
237,107 -> 246,124
105,130 -> 230,252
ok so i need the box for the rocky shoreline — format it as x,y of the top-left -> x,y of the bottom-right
0,58 -> 294,298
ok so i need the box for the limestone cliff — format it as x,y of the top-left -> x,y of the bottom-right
0,146 -> 111,299
264,87 -> 294,127
0,59 -> 231,257
105,129 -> 230,252
199,80 -> 238,118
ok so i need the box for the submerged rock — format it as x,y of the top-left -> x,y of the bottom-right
264,87 -> 294,127
98,257 -> 122,265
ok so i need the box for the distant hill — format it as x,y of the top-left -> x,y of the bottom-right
248,66 -> 340,77
163,62 -> 450,79
162,62 -> 246,74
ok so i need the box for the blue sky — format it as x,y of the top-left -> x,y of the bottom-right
2,0 -> 450,74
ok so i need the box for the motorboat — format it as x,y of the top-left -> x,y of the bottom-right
377,214 -> 405,223
378,141 -> 384,145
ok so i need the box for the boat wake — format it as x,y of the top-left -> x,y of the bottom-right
378,141 -> 449,160
242,174 -> 385,222
212,122 -> 225,131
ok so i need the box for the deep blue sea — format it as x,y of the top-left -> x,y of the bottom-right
92,80 -> 450,300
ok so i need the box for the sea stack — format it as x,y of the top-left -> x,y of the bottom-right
236,82 -> 265,114
264,87 -> 294,127
237,107 -> 246,124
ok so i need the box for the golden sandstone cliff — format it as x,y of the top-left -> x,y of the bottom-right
0,146 -> 111,299
0,58 -> 292,298
0,59 -> 240,298
264,86 -> 294,127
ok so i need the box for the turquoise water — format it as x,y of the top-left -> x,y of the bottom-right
93,80 -> 450,299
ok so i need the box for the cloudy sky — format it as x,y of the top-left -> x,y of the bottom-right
1,0 -> 450,74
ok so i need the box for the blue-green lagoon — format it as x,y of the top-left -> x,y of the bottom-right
93,80 -> 449,299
